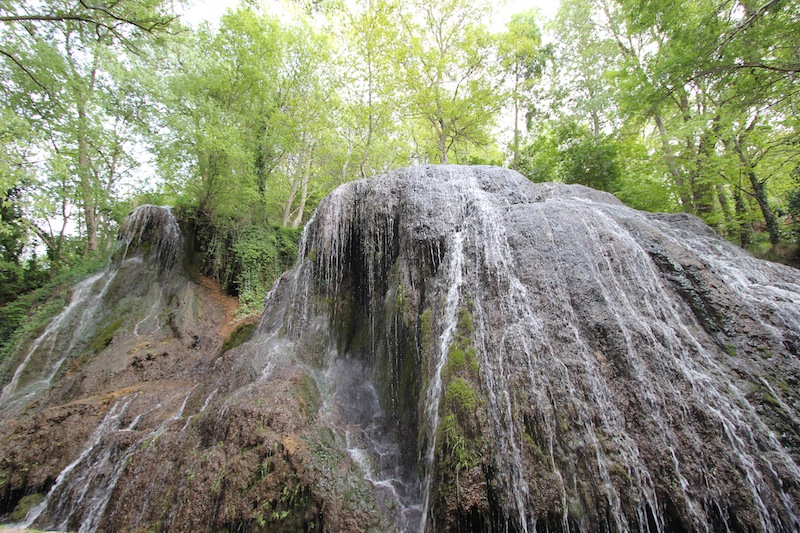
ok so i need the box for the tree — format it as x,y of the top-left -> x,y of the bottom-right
0,0 -> 178,257
397,0 -> 503,164
154,5 -> 342,230
338,0 -> 411,179
544,0 -> 799,251
497,10 -> 544,170
551,0 -> 620,140
0,0 -> 175,98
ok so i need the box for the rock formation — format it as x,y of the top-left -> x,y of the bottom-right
1,166 -> 800,532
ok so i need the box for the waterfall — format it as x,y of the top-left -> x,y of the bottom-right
0,271 -> 108,415
2,168 -> 800,532
0,206 -> 184,418
18,397 -> 135,529
118,205 -> 184,273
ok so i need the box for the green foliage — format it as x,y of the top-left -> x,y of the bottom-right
520,120 -> 623,194
787,188 -> 800,245
187,208 -> 300,311
545,0 -> 800,247
498,9 -> 545,168
439,412 -> 481,498
562,134 -> 621,193
0,0 -> 796,294
398,0 -> 504,163
232,225 -> 300,310
446,378 -> 478,414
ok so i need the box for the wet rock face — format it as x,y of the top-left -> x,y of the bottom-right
2,169 -> 800,533
277,165 -> 800,532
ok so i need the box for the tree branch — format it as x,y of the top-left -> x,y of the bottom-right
0,48 -> 54,99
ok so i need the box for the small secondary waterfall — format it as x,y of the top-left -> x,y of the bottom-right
0,206 -> 183,417
419,228 -> 466,529
2,169 -> 800,532
0,270 -> 109,415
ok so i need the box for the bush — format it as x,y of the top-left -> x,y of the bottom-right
184,208 -> 300,313
233,225 -> 299,309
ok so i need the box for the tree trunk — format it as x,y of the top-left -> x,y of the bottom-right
691,176 -> 715,220
735,137 -> 780,245
282,177 -> 299,227
512,69 -> 521,171
734,186 -> 752,248
292,146 -> 314,229
438,118 -> 448,164
292,173 -> 310,229
654,112 -> 692,211
77,97 -> 98,254
691,117 -> 721,221
716,183 -> 734,235
360,53 -> 375,179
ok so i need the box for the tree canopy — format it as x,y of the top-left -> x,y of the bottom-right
1,0 -> 798,310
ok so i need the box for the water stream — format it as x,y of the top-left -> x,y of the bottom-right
3,170 -> 800,532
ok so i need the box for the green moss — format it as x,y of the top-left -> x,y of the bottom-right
465,346 -> 478,374
723,343 -> 737,357
523,432 -> 546,464
444,306 -> 479,378
9,492 -> 45,522
457,306 -> 473,335
294,373 -> 321,422
447,345 -> 466,374
396,283 -> 407,312
763,390 -> 781,407
221,321 -> 257,354
446,378 -> 478,413
89,317 -> 125,353
420,308 -> 433,345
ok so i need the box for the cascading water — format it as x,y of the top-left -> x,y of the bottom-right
0,270 -> 108,415
0,206 -> 183,418
16,396 -> 135,529
277,166 -> 800,532
2,169 -> 800,533
118,204 -> 183,272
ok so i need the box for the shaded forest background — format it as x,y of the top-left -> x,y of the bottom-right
1,0 -> 799,323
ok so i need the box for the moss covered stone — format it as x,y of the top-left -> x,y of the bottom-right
446,378 -> 478,414
221,321 -> 257,354
9,492 -> 45,522
89,317 -> 125,353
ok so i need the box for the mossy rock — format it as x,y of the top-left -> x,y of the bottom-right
446,378 -> 478,414
221,321 -> 258,354
89,317 -> 125,354
9,492 -> 45,522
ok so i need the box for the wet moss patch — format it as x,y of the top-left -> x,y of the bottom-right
9,492 -> 44,522
221,321 -> 257,354
89,317 -> 125,354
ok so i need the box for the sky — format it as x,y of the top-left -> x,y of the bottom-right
179,0 -> 561,30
